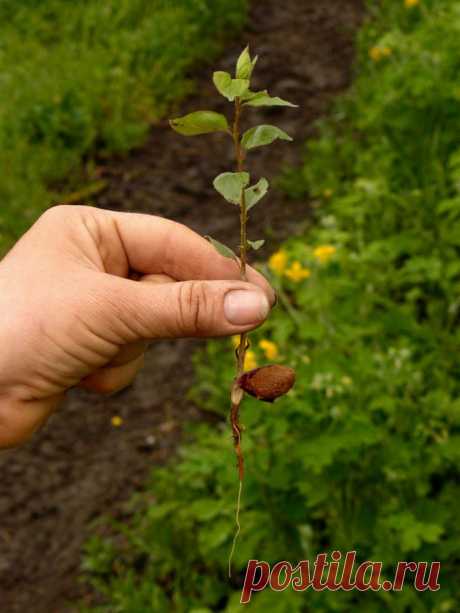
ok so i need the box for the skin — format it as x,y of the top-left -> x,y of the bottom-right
0,205 -> 274,449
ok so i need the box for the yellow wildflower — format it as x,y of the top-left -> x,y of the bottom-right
323,188 -> 333,199
111,415 -> 123,427
268,250 -> 288,275
313,245 -> 337,264
231,335 -> 240,349
259,339 -> 279,360
285,261 -> 311,282
369,47 -> 382,62
404,0 -> 419,7
244,350 -> 257,371
381,47 -> 392,57
341,376 -> 353,387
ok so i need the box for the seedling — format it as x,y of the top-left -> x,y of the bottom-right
170,46 -> 296,575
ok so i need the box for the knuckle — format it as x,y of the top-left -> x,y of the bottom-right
177,281 -> 212,336
38,204 -> 96,228
39,204 -> 74,223
35,205 -> 76,237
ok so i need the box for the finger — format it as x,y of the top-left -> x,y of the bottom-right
79,354 -> 145,395
105,210 -> 275,302
89,274 -> 272,343
36,206 -> 274,302
107,274 -> 173,366
0,393 -> 64,449
140,273 -> 175,285
109,340 -> 147,366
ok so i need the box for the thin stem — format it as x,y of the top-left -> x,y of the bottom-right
230,95 -> 248,470
228,479 -> 243,578
228,96 -> 249,577
233,97 -> 247,282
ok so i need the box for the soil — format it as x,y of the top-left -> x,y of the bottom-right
0,1 -> 363,611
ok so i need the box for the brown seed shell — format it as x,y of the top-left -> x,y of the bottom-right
237,364 -> 296,403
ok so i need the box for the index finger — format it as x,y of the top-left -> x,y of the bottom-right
106,210 -> 275,302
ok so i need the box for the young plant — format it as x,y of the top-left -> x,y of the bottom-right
170,46 -> 296,574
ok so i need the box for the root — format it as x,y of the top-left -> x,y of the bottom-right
228,332 -> 248,577
228,478 -> 243,578
228,382 -> 245,577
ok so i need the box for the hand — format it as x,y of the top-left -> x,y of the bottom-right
0,205 -> 274,448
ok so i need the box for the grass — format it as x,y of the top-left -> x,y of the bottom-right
0,0 -> 247,255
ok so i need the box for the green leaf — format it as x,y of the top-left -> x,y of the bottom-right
213,71 -> 249,101
213,71 -> 231,97
169,111 -> 228,136
241,124 -> 293,150
241,89 -> 266,101
245,177 -> 269,210
248,239 -> 265,250
243,91 -> 297,107
213,171 -> 250,204
205,236 -> 238,260
235,46 -> 257,80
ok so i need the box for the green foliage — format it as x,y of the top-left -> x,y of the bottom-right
213,172 -> 250,205
245,178 -> 269,210
235,46 -> 257,80
170,111 -> 230,136
205,236 -> 237,261
247,239 -> 265,251
242,91 -> 298,108
212,71 -> 250,101
171,45 -> 294,271
241,125 -> 293,150
81,1 -> 460,611
0,0 -> 247,255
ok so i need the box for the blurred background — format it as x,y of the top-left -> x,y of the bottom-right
0,0 -> 459,611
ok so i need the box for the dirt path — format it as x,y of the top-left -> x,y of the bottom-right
0,2 -> 363,611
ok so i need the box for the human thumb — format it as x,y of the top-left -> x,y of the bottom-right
93,276 -> 272,342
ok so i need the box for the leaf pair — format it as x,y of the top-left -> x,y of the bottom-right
213,172 -> 268,211
213,74 -> 296,109
170,113 -> 292,152
205,235 -> 265,262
